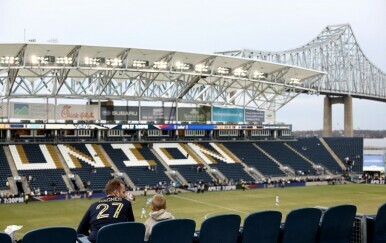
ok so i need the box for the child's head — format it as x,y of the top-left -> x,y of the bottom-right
151,194 -> 167,211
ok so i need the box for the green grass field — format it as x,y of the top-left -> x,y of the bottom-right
1,184 -> 386,238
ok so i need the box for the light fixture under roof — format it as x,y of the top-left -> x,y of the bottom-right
85,57 -> 103,66
253,71 -> 268,79
289,77 -> 301,84
194,64 -> 209,73
217,67 -> 231,75
133,60 -> 149,68
0,56 -> 19,65
153,61 -> 168,69
31,55 -> 55,65
106,58 -> 123,67
233,68 -> 247,77
175,61 -> 193,70
55,57 -> 73,65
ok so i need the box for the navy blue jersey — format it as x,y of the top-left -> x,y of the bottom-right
77,196 -> 135,242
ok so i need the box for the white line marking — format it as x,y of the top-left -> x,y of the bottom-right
171,194 -> 249,215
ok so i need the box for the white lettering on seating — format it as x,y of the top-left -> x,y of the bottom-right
111,144 -> 151,166
10,145 -> 57,170
152,143 -> 196,166
188,143 -> 235,164
58,144 -> 105,168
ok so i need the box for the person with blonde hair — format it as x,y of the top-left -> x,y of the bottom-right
144,194 -> 175,239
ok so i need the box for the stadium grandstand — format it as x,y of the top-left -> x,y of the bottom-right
0,24 -> 385,243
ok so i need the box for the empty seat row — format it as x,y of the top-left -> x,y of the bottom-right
8,203 -> 386,243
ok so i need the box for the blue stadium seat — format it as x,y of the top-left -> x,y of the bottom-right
287,138 -> 342,173
0,232 -> 12,243
257,142 -> 315,175
22,226 -> 77,243
372,202 -> 386,243
318,204 -> 357,243
96,222 -> 145,243
240,210 -> 282,243
196,143 -> 254,182
0,146 -> 13,190
280,207 -> 322,243
148,218 -> 196,243
197,214 -> 241,243
224,142 -> 286,177
324,137 -> 363,172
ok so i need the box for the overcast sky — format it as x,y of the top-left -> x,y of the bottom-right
0,0 -> 385,130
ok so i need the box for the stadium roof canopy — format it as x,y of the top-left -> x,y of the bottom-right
0,43 -> 325,111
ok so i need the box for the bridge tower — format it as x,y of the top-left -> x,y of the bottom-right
323,95 -> 353,137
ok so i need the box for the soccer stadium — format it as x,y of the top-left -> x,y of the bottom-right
0,23 -> 385,243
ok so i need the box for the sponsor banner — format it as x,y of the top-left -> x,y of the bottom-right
245,109 -> 265,123
207,185 -> 237,191
121,124 -> 150,130
57,104 -> 99,121
246,182 -> 305,189
100,106 -> 139,121
264,110 -> 275,124
212,107 -> 244,122
178,107 -> 211,122
45,124 -> 106,130
11,103 -> 54,119
263,125 -> 291,130
141,107 -> 176,121
363,155 -> 385,172
154,124 -> 215,130
0,197 -> 24,204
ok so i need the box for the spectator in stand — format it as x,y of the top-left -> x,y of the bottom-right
77,179 -> 135,243
144,194 -> 175,240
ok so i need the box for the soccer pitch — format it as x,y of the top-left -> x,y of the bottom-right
1,184 -> 386,238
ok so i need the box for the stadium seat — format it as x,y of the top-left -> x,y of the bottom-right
280,207 -> 322,243
0,232 -> 12,243
372,202 -> 386,243
148,218 -> 196,243
197,214 -> 241,243
318,204 -> 357,243
240,210 -> 282,243
96,222 -> 145,243
22,226 -> 77,243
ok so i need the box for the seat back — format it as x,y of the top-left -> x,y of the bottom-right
22,226 -> 77,243
373,202 -> 386,243
281,207 -> 322,243
241,210 -> 282,243
318,204 -> 357,243
0,233 -> 12,243
97,222 -> 145,243
149,218 -> 196,243
199,214 -> 241,243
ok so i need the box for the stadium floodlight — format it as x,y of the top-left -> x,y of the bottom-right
233,68 -> 248,77
0,56 -> 19,65
175,61 -> 193,71
31,55 -> 54,65
106,58 -> 123,67
133,60 -> 149,68
153,61 -> 168,69
55,57 -> 73,65
217,67 -> 231,75
84,57 -> 103,66
289,77 -> 301,84
194,64 -> 209,73
253,71 -> 268,79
